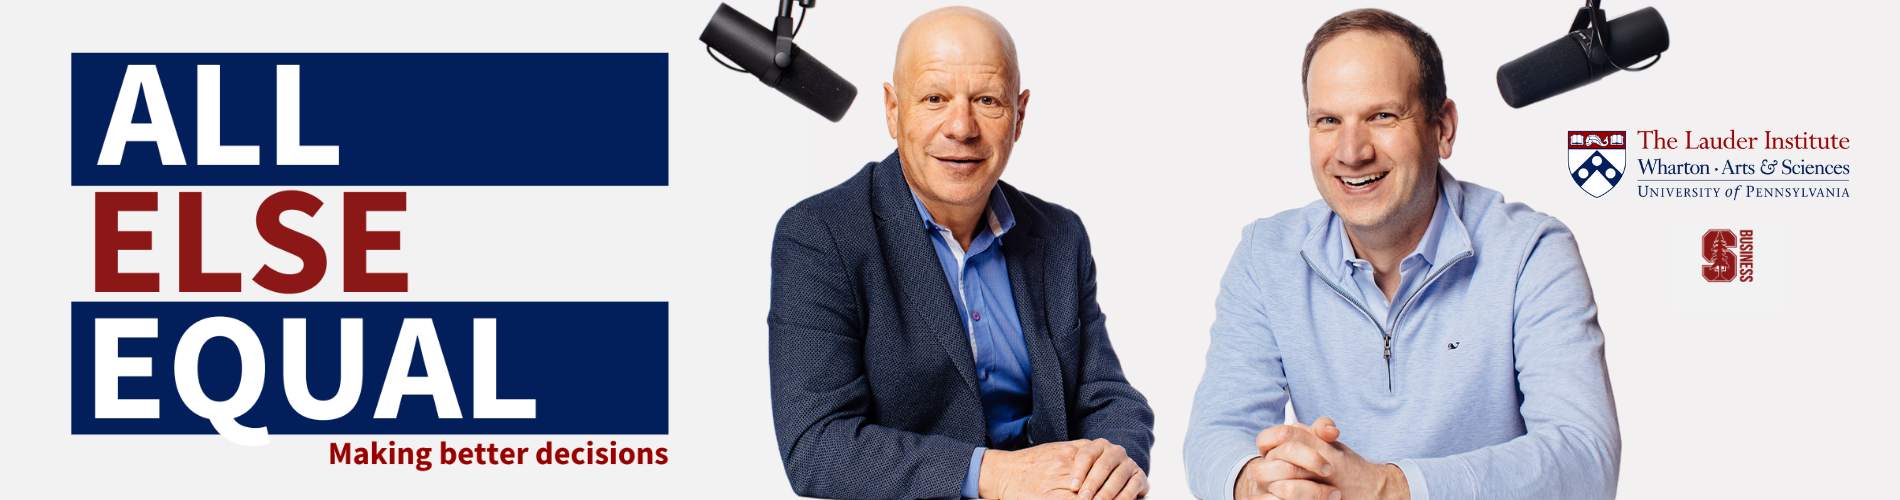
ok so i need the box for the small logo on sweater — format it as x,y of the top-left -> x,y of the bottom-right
1569,131 -> 1625,198
1446,342 -> 1460,350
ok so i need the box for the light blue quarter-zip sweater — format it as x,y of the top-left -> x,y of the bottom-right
1185,168 -> 1620,500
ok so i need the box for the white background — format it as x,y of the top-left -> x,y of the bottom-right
1,0 -> 1895,497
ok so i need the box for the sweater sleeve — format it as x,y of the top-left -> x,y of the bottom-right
1185,222 -> 1291,500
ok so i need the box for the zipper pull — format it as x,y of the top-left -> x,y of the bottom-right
1383,334 -> 1392,359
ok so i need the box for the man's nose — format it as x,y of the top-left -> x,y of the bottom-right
1334,122 -> 1374,168
941,101 -> 979,142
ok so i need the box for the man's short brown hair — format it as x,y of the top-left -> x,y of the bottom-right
1301,9 -> 1447,122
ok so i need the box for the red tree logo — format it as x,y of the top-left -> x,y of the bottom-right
1701,229 -> 1738,282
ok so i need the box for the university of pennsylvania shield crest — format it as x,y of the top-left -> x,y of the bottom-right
1568,131 -> 1625,198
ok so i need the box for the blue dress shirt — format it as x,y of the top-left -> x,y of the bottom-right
911,186 -> 1034,499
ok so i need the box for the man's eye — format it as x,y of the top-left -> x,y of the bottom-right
978,96 -> 996,105
1316,117 -> 1339,125
925,95 -> 943,103
1373,113 -> 1396,120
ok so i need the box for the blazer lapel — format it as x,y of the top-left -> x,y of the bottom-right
868,152 -> 984,406
999,184 -> 1069,446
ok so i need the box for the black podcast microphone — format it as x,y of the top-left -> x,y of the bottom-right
701,2 -> 858,122
1497,3 -> 1669,108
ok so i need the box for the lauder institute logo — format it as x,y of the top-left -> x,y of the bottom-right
1701,229 -> 1755,283
1568,131 -> 1625,197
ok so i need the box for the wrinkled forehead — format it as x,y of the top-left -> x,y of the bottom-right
894,10 -> 1019,92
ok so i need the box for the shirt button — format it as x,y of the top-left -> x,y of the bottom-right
972,311 -> 982,321
980,369 -> 990,380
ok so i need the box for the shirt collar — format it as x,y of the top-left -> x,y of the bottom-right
911,184 -> 1016,240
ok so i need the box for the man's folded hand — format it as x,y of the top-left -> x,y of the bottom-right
1068,438 -> 1149,500
1238,417 -> 1407,500
980,439 -> 1146,500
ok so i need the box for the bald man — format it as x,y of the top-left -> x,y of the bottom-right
768,7 -> 1153,500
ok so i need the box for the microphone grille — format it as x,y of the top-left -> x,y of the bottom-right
1497,37 -> 1596,108
775,46 -> 858,122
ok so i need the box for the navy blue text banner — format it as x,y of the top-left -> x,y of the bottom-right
72,302 -> 668,435
71,53 -> 668,186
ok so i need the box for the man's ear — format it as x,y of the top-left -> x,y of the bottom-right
1013,89 -> 1031,141
1436,98 -> 1458,160
884,82 -> 900,140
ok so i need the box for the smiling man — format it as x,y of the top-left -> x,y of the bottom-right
769,7 -> 1153,500
1183,9 -> 1620,500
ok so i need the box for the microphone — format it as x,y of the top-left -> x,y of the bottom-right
701,2 -> 858,122
1496,3 -> 1669,108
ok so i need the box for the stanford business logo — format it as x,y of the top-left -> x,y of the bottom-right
1700,229 -> 1756,283
1568,131 -> 1625,198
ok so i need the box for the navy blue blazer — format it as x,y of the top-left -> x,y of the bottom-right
769,151 -> 1154,499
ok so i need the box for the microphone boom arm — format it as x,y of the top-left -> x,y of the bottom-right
1569,0 -> 1660,73
763,0 -> 816,84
